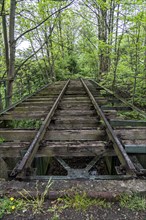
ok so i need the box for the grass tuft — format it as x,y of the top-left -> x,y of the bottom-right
0,197 -> 26,218
19,179 -> 53,214
50,192 -> 111,213
120,194 -> 146,211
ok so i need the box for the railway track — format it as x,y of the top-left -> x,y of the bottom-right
0,79 -> 146,180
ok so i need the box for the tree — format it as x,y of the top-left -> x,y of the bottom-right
6,0 -> 16,106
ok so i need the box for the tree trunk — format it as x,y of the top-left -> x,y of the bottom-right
98,2 -> 109,76
144,26 -> 146,73
6,0 -> 16,107
2,14 -> 9,72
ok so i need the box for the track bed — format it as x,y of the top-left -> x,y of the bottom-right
0,79 -> 146,180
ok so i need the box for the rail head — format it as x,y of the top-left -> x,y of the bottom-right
90,79 -> 146,119
0,83 -> 50,116
80,78 -> 137,176
10,79 -> 70,178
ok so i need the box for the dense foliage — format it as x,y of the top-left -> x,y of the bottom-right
0,0 -> 145,108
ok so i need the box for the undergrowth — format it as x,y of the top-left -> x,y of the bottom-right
0,197 -> 25,218
117,110 -> 144,120
9,119 -> 42,129
18,179 -> 53,214
1,185 -> 146,219
48,191 -> 111,217
0,137 -> 5,144
120,194 -> 146,211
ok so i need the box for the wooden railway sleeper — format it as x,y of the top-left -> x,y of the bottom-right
0,84 -> 50,116
80,78 -> 137,176
90,80 -> 146,119
10,80 -> 70,178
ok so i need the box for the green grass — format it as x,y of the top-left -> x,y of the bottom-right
1,186 -> 146,219
120,194 -> 146,211
0,137 -> 5,144
10,119 -> 42,129
0,197 -> 26,218
0,179 -> 53,218
50,192 -> 111,212
117,110 -> 144,120
19,179 -> 53,214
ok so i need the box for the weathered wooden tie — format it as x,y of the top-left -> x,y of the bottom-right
0,79 -> 145,180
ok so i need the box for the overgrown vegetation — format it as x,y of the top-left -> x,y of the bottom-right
120,194 -> 146,211
0,197 -> 25,218
117,110 -> 145,120
0,137 -> 5,144
0,0 -> 145,109
19,179 -> 53,214
0,179 -> 53,218
9,119 -> 42,129
48,191 -> 111,216
1,189 -> 146,219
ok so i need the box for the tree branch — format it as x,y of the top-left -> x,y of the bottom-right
15,0 -> 74,42
14,17 -> 59,77
0,0 -> 5,16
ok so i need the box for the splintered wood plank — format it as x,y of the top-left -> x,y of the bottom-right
101,106 -> 132,111
38,92 -> 61,96
65,91 -> 86,95
63,97 -> 90,101
0,129 -> 106,141
49,117 -> 100,129
45,129 -> 106,141
49,118 -> 100,129
115,128 -> 146,140
110,120 -> 146,127
96,100 -> 108,105
52,116 -> 99,122
13,106 -> 50,111
18,101 -> 54,106
0,141 -> 114,157
38,141 -> 112,157
0,142 -> 29,157
34,94 -> 59,98
102,110 -> 117,120
106,99 -> 122,103
25,98 -> 56,102
0,113 -> 47,120
61,100 -> 92,104
0,130 -> 36,141
54,110 -> 96,116
34,93 -> 58,96
2,111 -> 46,115
38,89 -> 62,94
122,140 -> 146,145
65,87 -> 84,90
49,125 -> 98,130
58,103 -> 94,109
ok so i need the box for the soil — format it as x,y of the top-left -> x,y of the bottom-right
2,202 -> 146,220
1,179 -> 146,220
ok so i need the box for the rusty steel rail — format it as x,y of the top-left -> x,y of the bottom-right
10,80 -> 70,178
0,83 -> 50,115
90,79 -> 146,118
81,78 -> 137,175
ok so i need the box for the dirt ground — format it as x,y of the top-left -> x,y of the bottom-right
2,202 -> 146,220
1,179 -> 146,220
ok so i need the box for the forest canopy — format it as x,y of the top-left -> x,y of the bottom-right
0,0 -> 146,108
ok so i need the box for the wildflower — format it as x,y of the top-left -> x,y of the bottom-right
10,197 -> 14,201
11,206 -> 15,210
